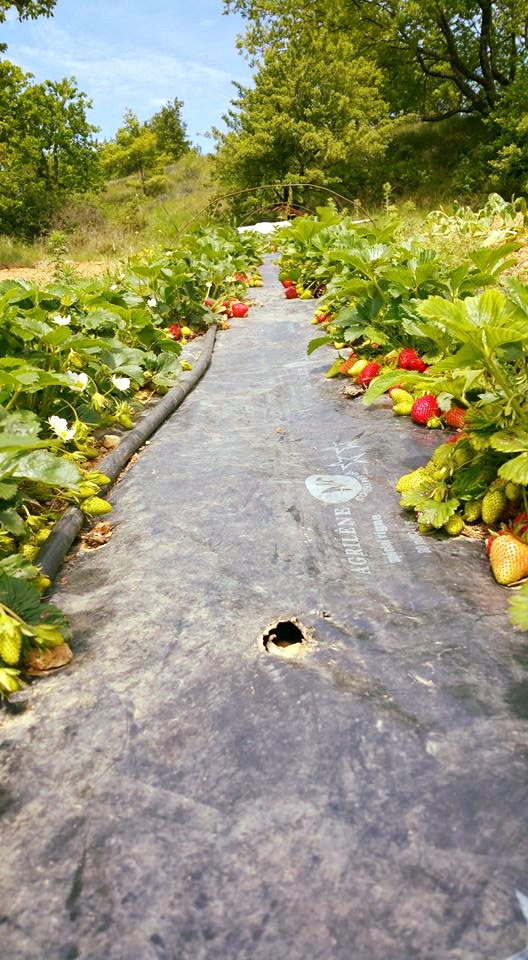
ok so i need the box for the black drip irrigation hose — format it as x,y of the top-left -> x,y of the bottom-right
37,324 -> 218,581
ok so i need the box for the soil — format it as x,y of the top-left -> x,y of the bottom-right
0,260 -> 115,285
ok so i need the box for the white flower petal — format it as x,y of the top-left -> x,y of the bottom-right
111,374 -> 131,391
66,371 -> 88,392
48,415 -> 75,441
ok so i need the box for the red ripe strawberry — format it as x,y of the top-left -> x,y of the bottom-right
285,286 -> 298,299
168,323 -> 182,340
231,301 -> 249,318
357,362 -> 381,386
281,279 -> 295,288
234,273 -> 248,283
316,313 -> 330,323
203,298 -> 215,308
445,406 -> 466,430
411,394 -> 440,424
446,432 -> 469,445
398,348 -> 418,369
406,357 -> 427,372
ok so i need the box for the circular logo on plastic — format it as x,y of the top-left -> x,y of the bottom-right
305,474 -> 371,504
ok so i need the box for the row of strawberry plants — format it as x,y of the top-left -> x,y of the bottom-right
0,224 -> 265,696
277,200 -> 528,632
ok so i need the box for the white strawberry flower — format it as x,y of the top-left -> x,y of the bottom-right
48,416 -> 75,441
111,373 -> 131,391
147,296 -> 157,308
66,371 -> 88,392
52,314 -> 71,326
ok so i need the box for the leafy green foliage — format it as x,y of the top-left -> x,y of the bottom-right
100,104 -> 191,192
214,27 -> 390,215
0,61 -> 102,238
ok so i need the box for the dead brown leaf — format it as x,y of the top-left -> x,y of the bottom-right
80,520 -> 113,550
24,643 -> 73,676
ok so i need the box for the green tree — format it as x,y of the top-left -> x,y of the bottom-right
214,28 -> 390,213
225,0 -> 528,119
148,98 -> 190,161
0,61 -> 102,237
100,110 -> 159,187
0,0 -> 56,50
101,102 -> 191,191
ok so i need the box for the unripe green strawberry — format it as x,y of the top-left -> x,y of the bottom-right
34,574 -> 51,593
349,358 -> 369,376
426,416 -> 443,429
395,467 -> 431,493
0,612 -> 22,665
35,528 -> 51,545
481,488 -> 507,526
469,435 -> 489,452
85,472 -> 111,485
444,515 -> 464,536
418,523 -> 433,534
453,445 -> 472,467
118,414 -> 134,429
463,500 -> 482,522
20,543 -> 39,562
393,401 -> 413,415
390,388 -> 414,405
78,481 -> 100,499
433,488 -> 445,502
81,497 -> 112,517
505,482 -> 521,501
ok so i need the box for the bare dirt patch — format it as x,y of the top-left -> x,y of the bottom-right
0,260 -> 117,285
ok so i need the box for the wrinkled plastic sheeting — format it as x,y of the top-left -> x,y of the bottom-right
0,257 -> 527,960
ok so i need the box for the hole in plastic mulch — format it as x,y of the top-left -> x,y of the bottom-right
259,617 -> 315,659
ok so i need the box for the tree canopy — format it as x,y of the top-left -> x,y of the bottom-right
0,61 -> 101,237
0,1 -> 56,50
100,101 -> 191,190
214,26 -> 391,212
225,0 -> 528,119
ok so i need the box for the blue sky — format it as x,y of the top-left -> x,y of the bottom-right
2,0 -> 253,151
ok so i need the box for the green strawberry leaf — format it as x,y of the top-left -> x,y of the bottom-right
11,450 -> 81,489
490,430 -> 528,453
509,585 -> 528,631
0,480 -> 18,502
498,453 -> 528,486
307,335 -> 332,356
416,498 -> 460,528
0,555 -> 39,579
0,508 -> 25,536
0,574 -> 42,622
363,370 -> 422,405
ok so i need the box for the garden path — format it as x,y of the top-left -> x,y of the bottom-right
1,258 -> 527,960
